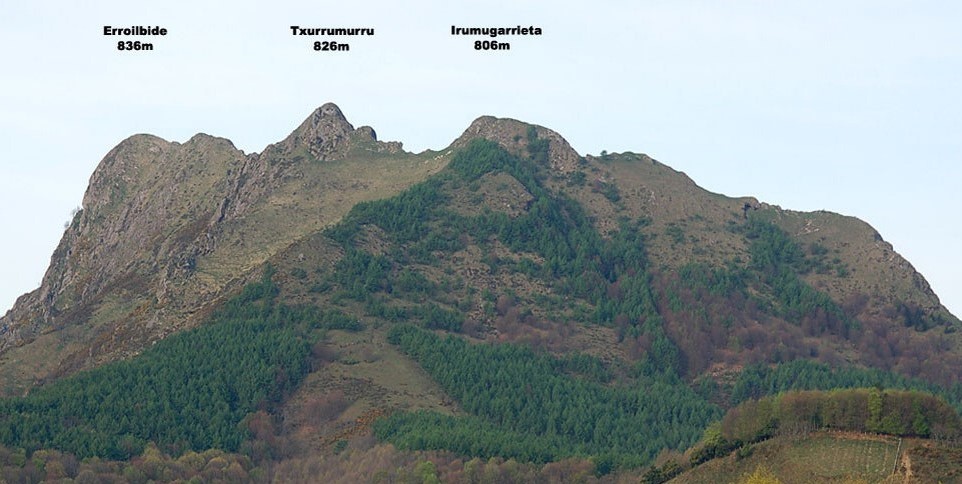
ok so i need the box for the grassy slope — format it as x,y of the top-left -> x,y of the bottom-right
590,152 -> 954,322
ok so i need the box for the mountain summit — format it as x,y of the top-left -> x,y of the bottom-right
273,102 -> 364,159
452,115 -> 582,173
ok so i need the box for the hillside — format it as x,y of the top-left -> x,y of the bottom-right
0,104 -> 959,481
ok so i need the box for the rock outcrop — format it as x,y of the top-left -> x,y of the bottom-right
451,116 -> 582,173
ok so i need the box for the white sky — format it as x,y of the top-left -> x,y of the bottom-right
1,1 -> 959,317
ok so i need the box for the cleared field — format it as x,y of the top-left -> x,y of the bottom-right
781,435 -> 899,481
673,432 -> 902,484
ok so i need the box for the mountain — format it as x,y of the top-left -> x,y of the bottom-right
0,104 -> 446,395
0,104 -> 959,481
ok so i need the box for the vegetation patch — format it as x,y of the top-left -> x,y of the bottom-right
0,272 -> 318,460
375,325 -> 721,471
740,218 -> 851,335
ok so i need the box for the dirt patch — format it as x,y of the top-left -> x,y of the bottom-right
900,448 -> 913,483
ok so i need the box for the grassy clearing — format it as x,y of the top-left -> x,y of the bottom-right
279,326 -> 459,455
323,327 -> 457,414
784,435 -> 898,481
673,432 -> 901,484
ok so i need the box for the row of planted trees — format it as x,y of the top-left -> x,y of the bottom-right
692,388 -> 962,465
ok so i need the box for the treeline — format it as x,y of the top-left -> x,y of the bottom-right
375,325 -> 720,471
0,273 -> 316,460
693,388 -> 962,464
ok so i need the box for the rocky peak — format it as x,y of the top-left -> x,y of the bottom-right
83,135 -> 170,212
451,115 -> 582,173
354,125 -> 377,141
273,103 -> 356,160
0,131 -> 248,364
